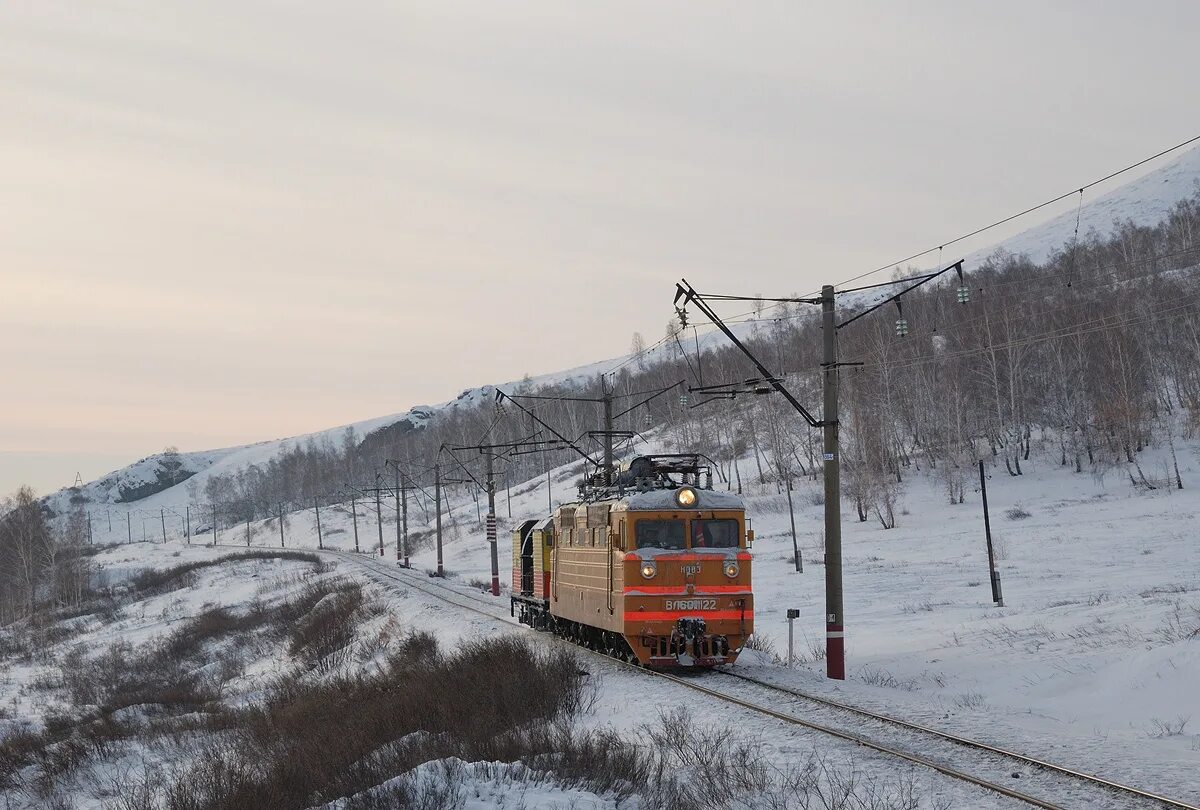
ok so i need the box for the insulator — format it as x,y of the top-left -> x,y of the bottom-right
679,394 -> 689,406
957,286 -> 971,304
895,318 -> 909,337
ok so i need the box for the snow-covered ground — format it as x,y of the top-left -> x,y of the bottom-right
0,536 -> 1004,808
119,430 -> 1196,804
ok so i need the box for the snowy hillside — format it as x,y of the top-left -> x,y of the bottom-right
49,426 -> 1199,803
39,318 -> 759,523
965,144 -> 1200,267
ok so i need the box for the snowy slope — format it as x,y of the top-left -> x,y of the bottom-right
838,144 -> 1200,316
49,146 -> 1200,518
966,144 -> 1200,267
262,434 -> 1200,801
42,320 -> 754,520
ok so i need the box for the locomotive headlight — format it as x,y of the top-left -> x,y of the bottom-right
675,486 -> 697,507
640,560 -> 657,579
723,561 -> 740,579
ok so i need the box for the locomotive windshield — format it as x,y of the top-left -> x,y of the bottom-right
690,519 -> 740,548
635,519 -> 686,550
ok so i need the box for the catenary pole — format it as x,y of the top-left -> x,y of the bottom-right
394,466 -> 402,561
786,474 -> 801,573
485,451 -> 499,595
351,495 -> 360,552
603,385 -> 614,485
212,505 -> 217,546
979,460 -> 1004,606
401,473 -> 409,567
505,467 -> 512,518
279,502 -> 285,548
315,497 -> 323,549
375,482 -> 384,556
126,512 -> 132,544
435,462 -> 444,576
185,505 -> 191,544
160,508 -> 167,543
822,284 -> 845,680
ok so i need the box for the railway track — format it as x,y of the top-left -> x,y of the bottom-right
331,551 -> 1198,810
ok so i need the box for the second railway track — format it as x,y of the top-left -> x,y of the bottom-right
331,550 -> 1198,810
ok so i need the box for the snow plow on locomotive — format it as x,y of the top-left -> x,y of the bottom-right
511,455 -> 754,667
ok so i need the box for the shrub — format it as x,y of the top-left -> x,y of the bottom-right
131,550 -> 323,595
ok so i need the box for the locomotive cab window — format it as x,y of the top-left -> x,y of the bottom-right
690,519 -> 740,549
635,519 -> 685,550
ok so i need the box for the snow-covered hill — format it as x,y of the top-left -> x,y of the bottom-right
966,144 -> 1200,267
45,146 -> 1200,517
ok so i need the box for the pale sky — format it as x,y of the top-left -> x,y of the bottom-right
2,2 -> 1198,495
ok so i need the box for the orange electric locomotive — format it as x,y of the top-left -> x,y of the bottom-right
511,455 -> 754,667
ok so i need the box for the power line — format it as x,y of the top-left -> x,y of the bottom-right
695,134 -> 1200,329
832,132 -> 1200,290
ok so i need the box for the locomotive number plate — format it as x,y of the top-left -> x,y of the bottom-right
681,563 -> 701,576
665,598 -> 717,611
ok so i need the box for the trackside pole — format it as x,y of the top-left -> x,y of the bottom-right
822,284 -> 845,680
394,466 -> 402,561
786,474 -> 801,573
315,497 -> 323,549
435,463 -> 444,576
401,474 -> 409,567
375,485 -> 384,556
979,460 -> 1004,606
485,451 -> 500,596
787,608 -> 799,667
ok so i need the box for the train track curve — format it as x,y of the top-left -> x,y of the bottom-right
330,551 -> 1198,810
